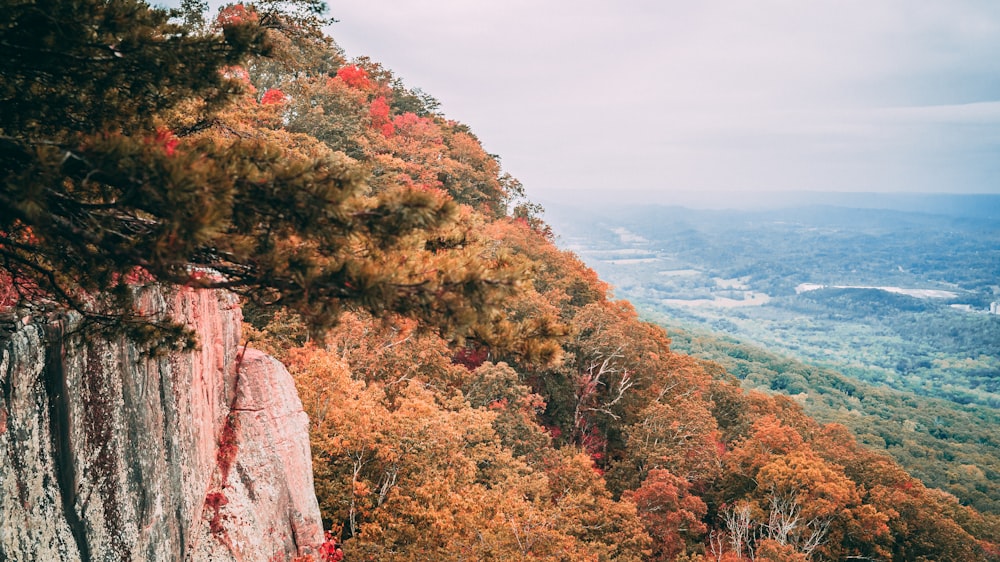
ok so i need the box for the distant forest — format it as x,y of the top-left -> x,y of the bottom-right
544,199 -> 1000,514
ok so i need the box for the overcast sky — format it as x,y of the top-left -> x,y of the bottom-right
326,1 -> 1000,204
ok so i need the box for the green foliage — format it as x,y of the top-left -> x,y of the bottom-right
1,0 -> 267,349
1,0 -> 266,138
667,323 -> 1000,515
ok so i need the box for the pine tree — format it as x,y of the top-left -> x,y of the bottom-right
0,0 -> 516,351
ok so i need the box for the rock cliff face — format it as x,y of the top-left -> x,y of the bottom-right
0,287 -> 323,561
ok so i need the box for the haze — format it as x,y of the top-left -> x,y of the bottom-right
329,1 -> 1000,206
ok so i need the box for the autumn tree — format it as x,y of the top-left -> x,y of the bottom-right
620,397 -> 720,485
289,343 -> 650,561
483,219 -> 607,312
316,311 -> 469,392
537,448 -> 652,561
463,362 -> 551,459
625,469 -> 708,560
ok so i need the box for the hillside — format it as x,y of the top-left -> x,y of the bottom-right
228,5 -> 1000,562
2,2 -> 999,561
660,320 -> 1000,514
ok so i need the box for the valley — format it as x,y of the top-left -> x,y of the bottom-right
543,198 -> 1000,408
542,196 -> 1000,512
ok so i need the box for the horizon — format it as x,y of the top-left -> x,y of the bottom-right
537,189 -> 1000,216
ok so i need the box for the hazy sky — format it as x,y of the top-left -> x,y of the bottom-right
327,1 -> 1000,203
160,1 -> 1000,203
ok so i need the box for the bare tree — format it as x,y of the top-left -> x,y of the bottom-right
724,502 -> 755,560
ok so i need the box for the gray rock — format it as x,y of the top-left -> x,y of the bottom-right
0,287 -> 323,561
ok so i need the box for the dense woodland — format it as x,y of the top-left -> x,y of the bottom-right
661,324 -> 1000,515
2,1 -> 999,560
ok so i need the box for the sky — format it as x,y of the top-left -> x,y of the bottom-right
326,1 -> 1000,205
163,1 -> 1000,205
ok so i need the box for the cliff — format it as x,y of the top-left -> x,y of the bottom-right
0,287 -> 323,561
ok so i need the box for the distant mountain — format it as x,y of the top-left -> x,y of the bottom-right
778,192 -> 1000,220
540,190 -> 1000,220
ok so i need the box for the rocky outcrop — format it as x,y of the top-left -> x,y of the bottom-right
0,287 -> 323,561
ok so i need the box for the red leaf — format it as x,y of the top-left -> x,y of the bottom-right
336,65 -> 371,89
261,89 -> 287,105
